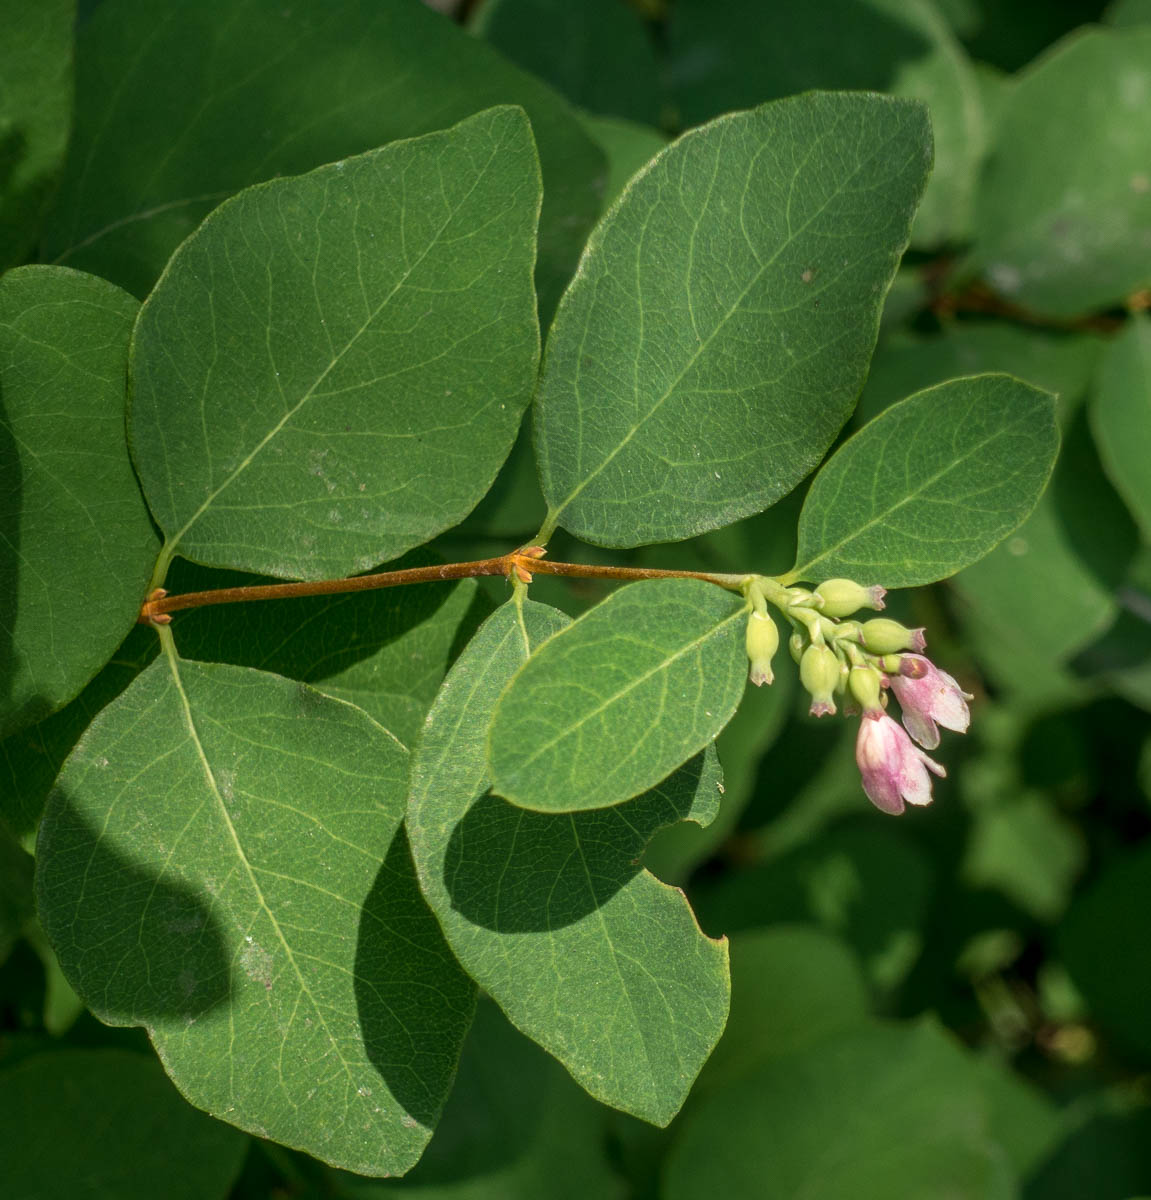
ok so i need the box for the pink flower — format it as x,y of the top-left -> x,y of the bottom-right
855,711 -> 945,815
889,655 -> 973,751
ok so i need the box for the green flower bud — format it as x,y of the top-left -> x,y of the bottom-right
814,578 -> 887,618
859,618 -> 927,655
848,664 -> 884,714
745,610 -> 779,687
789,631 -> 805,664
800,643 -> 841,717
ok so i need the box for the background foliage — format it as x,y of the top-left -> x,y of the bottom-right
3,0 -> 1151,1197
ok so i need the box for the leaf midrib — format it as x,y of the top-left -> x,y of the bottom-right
494,602 -> 746,793
159,126 -> 505,561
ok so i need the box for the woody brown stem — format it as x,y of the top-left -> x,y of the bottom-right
137,549 -> 749,623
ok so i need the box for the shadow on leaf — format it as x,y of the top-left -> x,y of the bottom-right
442,753 -> 707,934
35,785 -> 232,1022
353,823 -> 476,1129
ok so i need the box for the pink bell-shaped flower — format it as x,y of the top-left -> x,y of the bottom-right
855,711 -> 946,815
889,654 -> 973,751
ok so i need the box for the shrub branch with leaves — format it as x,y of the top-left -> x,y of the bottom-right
3,1 -> 1149,1196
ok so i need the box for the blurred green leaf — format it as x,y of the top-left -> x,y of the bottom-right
475,0 -> 661,124
579,114 -> 668,209
1091,313 -> 1151,540
1060,842 -> 1151,1062
408,598 -> 729,1126
43,0 -> 603,318
963,792 -> 1085,922
954,408 -> 1137,666
696,927 -> 871,1093
130,108 -> 539,583
332,999 -> 626,1199
1107,0 -> 1151,25
0,0 -> 74,268
0,267 -> 159,739
970,1055 -> 1064,1179
665,1020 -> 1015,1200
488,579 -> 746,812
668,0 -> 984,246
792,375 -> 1059,587
970,27 -> 1151,316
858,322 -> 1102,427
696,823 -> 935,993
1023,1108 -> 1151,1200
535,92 -> 931,547
0,826 -> 33,965
37,651 -> 472,1174
0,1050 -> 248,1200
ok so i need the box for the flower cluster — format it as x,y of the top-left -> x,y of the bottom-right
743,576 -> 972,815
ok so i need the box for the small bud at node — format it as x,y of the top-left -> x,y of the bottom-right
788,631 -> 805,664
848,664 -> 884,714
745,610 -> 779,687
814,578 -> 887,618
859,618 -> 927,655
800,643 -> 841,717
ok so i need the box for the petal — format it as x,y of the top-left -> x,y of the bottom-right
899,756 -> 936,806
862,771 -> 905,815
901,706 -> 941,750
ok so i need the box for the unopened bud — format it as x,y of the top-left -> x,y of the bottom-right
859,619 -> 927,655
848,664 -> 884,714
814,578 -> 886,618
745,611 -> 779,687
789,631 -> 805,664
800,643 -> 841,717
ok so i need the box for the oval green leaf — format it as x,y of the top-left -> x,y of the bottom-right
130,107 -> 541,582
970,27 -> 1151,317
0,265 -> 160,738
534,91 -> 932,547
668,0 -> 985,248
0,1049 -> 248,1200
42,0 -> 602,318
792,374 -> 1059,588
666,1021 -> 1013,1200
488,579 -> 747,812
36,646 -> 474,1175
1091,313 -> 1151,541
407,598 -> 729,1126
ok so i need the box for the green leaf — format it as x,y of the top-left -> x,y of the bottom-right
1091,313 -> 1151,540
696,824 -> 935,994
696,928 -> 871,1094
475,0 -> 661,125
36,646 -> 474,1174
0,0 -> 74,268
579,115 -> 668,210
642,662 -> 794,884
953,408 -> 1137,665
129,107 -> 540,582
665,1020 -> 1014,1200
0,826 -> 34,965
534,91 -> 932,548
969,27 -> 1151,316
331,999 -> 626,1200
42,0 -> 602,318
857,322 -> 1103,427
1060,842 -> 1151,1062
165,555 -> 490,750
0,1049 -> 248,1200
792,374 -> 1059,587
488,579 -> 747,813
668,0 -> 985,247
0,266 -> 160,739
407,598 -> 729,1126
0,625 -> 156,844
